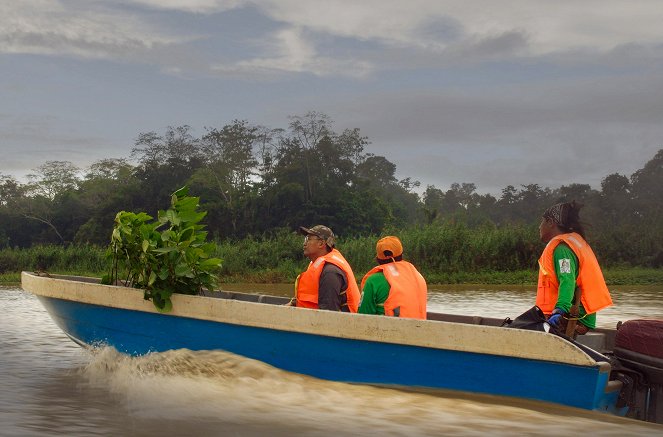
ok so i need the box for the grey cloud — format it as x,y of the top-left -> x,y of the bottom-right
118,0 -> 248,14
0,113 -> 120,177
325,72 -> 663,194
414,15 -> 464,43
3,1 -> 663,194
343,72 -> 663,143
1,1 -> 201,65
6,1 -> 663,80
450,30 -> 530,59
3,30 -> 154,59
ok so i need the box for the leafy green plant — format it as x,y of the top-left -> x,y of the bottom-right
102,186 -> 222,311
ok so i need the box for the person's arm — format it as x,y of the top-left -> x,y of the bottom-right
318,264 -> 347,311
358,273 -> 389,315
553,243 -> 579,313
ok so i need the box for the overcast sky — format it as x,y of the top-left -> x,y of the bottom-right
2,1 -> 663,195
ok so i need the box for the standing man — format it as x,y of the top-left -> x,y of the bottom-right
359,236 -> 427,319
537,201 -> 613,337
294,225 -> 360,312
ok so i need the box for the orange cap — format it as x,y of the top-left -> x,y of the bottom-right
376,236 -> 403,260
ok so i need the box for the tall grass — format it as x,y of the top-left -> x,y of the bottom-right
2,224 -> 661,286
212,223 -> 542,282
0,245 -> 107,277
340,223 -> 540,276
213,229 -> 305,283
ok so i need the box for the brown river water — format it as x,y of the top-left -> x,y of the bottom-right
2,284 -> 662,436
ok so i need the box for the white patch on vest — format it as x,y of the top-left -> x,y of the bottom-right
559,258 -> 572,274
313,258 -> 325,268
567,235 -> 584,250
386,264 -> 399,276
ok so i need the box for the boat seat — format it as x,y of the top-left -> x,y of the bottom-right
230,292 -> 261,302
427,313 -> 476,323
576,332 -> 607,352
425,312 -> 506,327
200,290 -> 234,299
478,316 -> 505,327
200,290 -> 290,305
258,295 -> 291,305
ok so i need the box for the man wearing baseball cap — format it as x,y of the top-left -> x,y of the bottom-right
359,236 -> 427,319
293,225 -> 360,312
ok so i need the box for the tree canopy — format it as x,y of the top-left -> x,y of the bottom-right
1,112 -> 662,267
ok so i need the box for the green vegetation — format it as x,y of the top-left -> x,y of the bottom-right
102,187 -> 222,311
0,244 -> 106,275
205,222 -> 540,283
3,223 -> 662,286
1,111 -> 662,284
599,267 -> 663,286
1,112 -> 661,267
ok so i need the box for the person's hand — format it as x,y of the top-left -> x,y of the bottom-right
547,308 -> 565,328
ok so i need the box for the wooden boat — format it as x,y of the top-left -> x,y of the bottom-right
20,272 -> 663,423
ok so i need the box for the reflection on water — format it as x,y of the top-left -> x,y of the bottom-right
3,285 -> 662,436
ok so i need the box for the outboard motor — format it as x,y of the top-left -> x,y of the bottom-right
612,319 -> 663,424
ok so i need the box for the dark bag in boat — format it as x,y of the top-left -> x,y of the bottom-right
501,306 -> 548,332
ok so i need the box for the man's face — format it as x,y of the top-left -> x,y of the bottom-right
303,234 -> 326,260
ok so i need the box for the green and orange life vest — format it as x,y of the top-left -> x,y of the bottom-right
361,261 -> 427,319
536,233 -> 612,315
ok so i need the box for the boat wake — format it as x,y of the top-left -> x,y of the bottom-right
77,347 -> 656,436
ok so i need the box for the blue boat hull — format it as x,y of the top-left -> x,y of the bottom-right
39,295 -> 620,412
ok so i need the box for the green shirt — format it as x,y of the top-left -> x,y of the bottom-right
553,243 -> 596,329
358,272 -> 390,315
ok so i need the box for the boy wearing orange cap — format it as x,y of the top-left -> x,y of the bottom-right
359,236 -> 428,319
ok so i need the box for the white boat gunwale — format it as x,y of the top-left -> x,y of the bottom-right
21,271 -> 601,367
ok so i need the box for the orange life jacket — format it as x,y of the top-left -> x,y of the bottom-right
296,249 -> 360,312
536,233 -> 612,315
361,261 -> 428,319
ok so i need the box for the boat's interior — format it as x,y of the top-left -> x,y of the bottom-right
200,288 -> 617,354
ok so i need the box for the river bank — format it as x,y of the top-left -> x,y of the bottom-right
1,243 -> 661,286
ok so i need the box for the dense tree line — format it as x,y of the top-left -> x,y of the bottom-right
1,111 -> 662,268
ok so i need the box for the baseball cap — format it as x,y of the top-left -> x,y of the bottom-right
376,236 -> 403,260
299,225 -> 336,248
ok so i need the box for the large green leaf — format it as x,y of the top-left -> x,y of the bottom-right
157,298 -> 173,313
174,263 -> 193,278
172,186 -> 189,200
199,258 -> 223,269
153,246 -> 177,253
105,185 -> 222,312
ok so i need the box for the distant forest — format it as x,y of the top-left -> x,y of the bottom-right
1,111 -> 662,267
